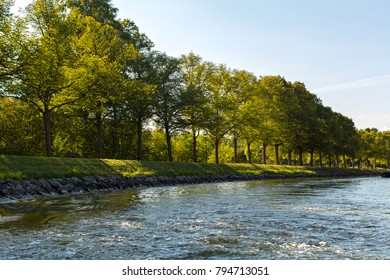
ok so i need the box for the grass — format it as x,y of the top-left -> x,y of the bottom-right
0,155 -> 380,181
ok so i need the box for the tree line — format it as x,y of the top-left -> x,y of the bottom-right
1,0 -> 389,168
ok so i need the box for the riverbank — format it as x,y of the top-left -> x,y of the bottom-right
0,155 -> 381,200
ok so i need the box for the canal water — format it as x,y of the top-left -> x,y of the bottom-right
0,177 -> 389,259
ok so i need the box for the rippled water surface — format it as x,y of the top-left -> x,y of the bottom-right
1,177 -> 390,259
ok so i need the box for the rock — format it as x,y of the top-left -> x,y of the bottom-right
0,189 -> 11,196
382,172 -> 390,178
47,178 -> 63,189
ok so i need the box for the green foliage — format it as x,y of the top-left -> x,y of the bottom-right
357,129 -> 390,168
1,0 -> 388,171
150,51 -> 184,162
0,98 -> 45,155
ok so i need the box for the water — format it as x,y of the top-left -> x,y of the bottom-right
0,177 -> 389,260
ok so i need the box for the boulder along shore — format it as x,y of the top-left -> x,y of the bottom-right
0,172 -> 380,201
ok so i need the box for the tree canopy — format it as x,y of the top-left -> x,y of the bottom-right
1,0 -> 388,169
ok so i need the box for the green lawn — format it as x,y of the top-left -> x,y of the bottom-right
0,155 -> 380,180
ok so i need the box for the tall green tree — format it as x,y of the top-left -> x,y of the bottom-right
256,76 -> 291,164
151,52 -> 184,162
69,0 -> 153,159
227,69 -> 257,163
180,52 -> 213,162
123,52 -> 156,161
203,64 -> 235,164
69,8 -> 137,158
284,82 -> 323,166
8,0 -> 93,156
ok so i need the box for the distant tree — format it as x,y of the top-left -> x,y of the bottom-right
379,131 -> 390,168
333,113 -> 358,167
314,105 -> 334,167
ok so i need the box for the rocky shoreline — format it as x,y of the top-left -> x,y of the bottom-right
0,172 -> 380,201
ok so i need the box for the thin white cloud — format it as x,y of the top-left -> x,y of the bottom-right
314,74 -> 390,93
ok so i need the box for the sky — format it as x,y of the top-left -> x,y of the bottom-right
12,0 -> 390,131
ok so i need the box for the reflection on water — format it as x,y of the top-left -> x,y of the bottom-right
1,177 -> 389,259
0,190 -> 143,229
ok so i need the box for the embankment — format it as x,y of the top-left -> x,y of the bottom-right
0,155 -> 381,200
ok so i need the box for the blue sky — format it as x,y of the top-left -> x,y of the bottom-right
13,0 -> 390,130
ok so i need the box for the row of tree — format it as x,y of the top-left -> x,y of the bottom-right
1,0 -> 389,168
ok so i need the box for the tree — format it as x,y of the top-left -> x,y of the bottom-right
6,0 -> 94,157
324,112 -> 358,168
379,131 -> 390,169
123,50 -> 156,161
68,7 -> 137,158
285,82 -> 324,166
239,85 -> 266,163
69,0 -> 153,159
203,64 -> 234,164
357,129 -> 377,169
151,52 -> 184,162
227,69 -> 257,163
180,52 -> 213,162
314,105 -> 334,167
256,76 -> 291,164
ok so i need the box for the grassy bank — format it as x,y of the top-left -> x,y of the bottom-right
0,155 -> 381,181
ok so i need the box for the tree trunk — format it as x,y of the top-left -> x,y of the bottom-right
335,156 -> 340,168
309,149 -> 314,167
165,127 -> 173,162
96,112 -> 104,158
262,143 -> 267,165
298,149 -> 303,166
319,152 -> 323,168
215,138 -> 220,164
343,155 -> 347,168
247,142 -> 252,163
287,150 -> 292,166
137,117 -> 143,161
275,144 -> 280,165
328,155 -> 332,168
233,136 -> 238,163
43,109 -> 53,157
111,108 -> 118,158
192,129 -> 198,163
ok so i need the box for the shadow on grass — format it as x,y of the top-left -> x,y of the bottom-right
0,155 -> 380,180
0,155 -> 120,180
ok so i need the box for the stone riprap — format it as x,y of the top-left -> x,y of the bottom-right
0,172 -> 379,200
